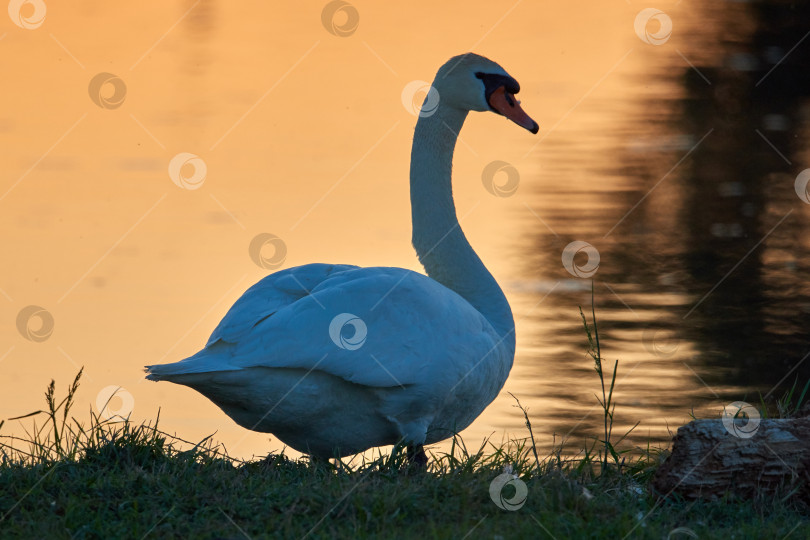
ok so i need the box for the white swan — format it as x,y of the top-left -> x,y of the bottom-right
145,53 -> 538,463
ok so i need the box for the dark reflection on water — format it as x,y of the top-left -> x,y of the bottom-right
680,1 -> 810,393
512,1 -> 810,451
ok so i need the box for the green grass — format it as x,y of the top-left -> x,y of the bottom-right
1,305 -> 808,538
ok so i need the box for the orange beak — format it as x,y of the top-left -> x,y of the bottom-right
488,86 -> 539,134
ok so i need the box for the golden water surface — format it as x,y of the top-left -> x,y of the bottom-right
3,1 -> 810,461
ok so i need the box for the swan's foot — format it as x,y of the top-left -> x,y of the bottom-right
407,444 -> 428,467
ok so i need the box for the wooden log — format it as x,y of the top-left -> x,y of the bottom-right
651,417 -> 810,501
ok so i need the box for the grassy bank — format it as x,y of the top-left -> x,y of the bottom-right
1,309 -> 807,538
2,405 -> 805,539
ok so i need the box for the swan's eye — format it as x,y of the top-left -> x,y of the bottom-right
474,72 -> 521,97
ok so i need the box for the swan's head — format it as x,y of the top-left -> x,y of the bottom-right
433,53 -> 538,134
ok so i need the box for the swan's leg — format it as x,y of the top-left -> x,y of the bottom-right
407,444 -> 428,466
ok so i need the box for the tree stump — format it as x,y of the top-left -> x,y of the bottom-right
651,418 -> 810,501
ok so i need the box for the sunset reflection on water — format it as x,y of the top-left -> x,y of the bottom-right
2,1 -> 810,460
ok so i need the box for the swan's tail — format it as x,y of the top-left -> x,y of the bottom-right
145,347 -> 238,382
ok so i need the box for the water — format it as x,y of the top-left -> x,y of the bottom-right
2,1 -> 809,460
507,0 -> 810,450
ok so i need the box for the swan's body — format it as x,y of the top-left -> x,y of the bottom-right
146,53 -> 538,460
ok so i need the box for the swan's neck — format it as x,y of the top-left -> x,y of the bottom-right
410,105 -> 514,339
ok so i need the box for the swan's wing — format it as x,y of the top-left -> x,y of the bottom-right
149,265 -> 506,393
206,263 -> 358,346
228,266 -> 505,389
